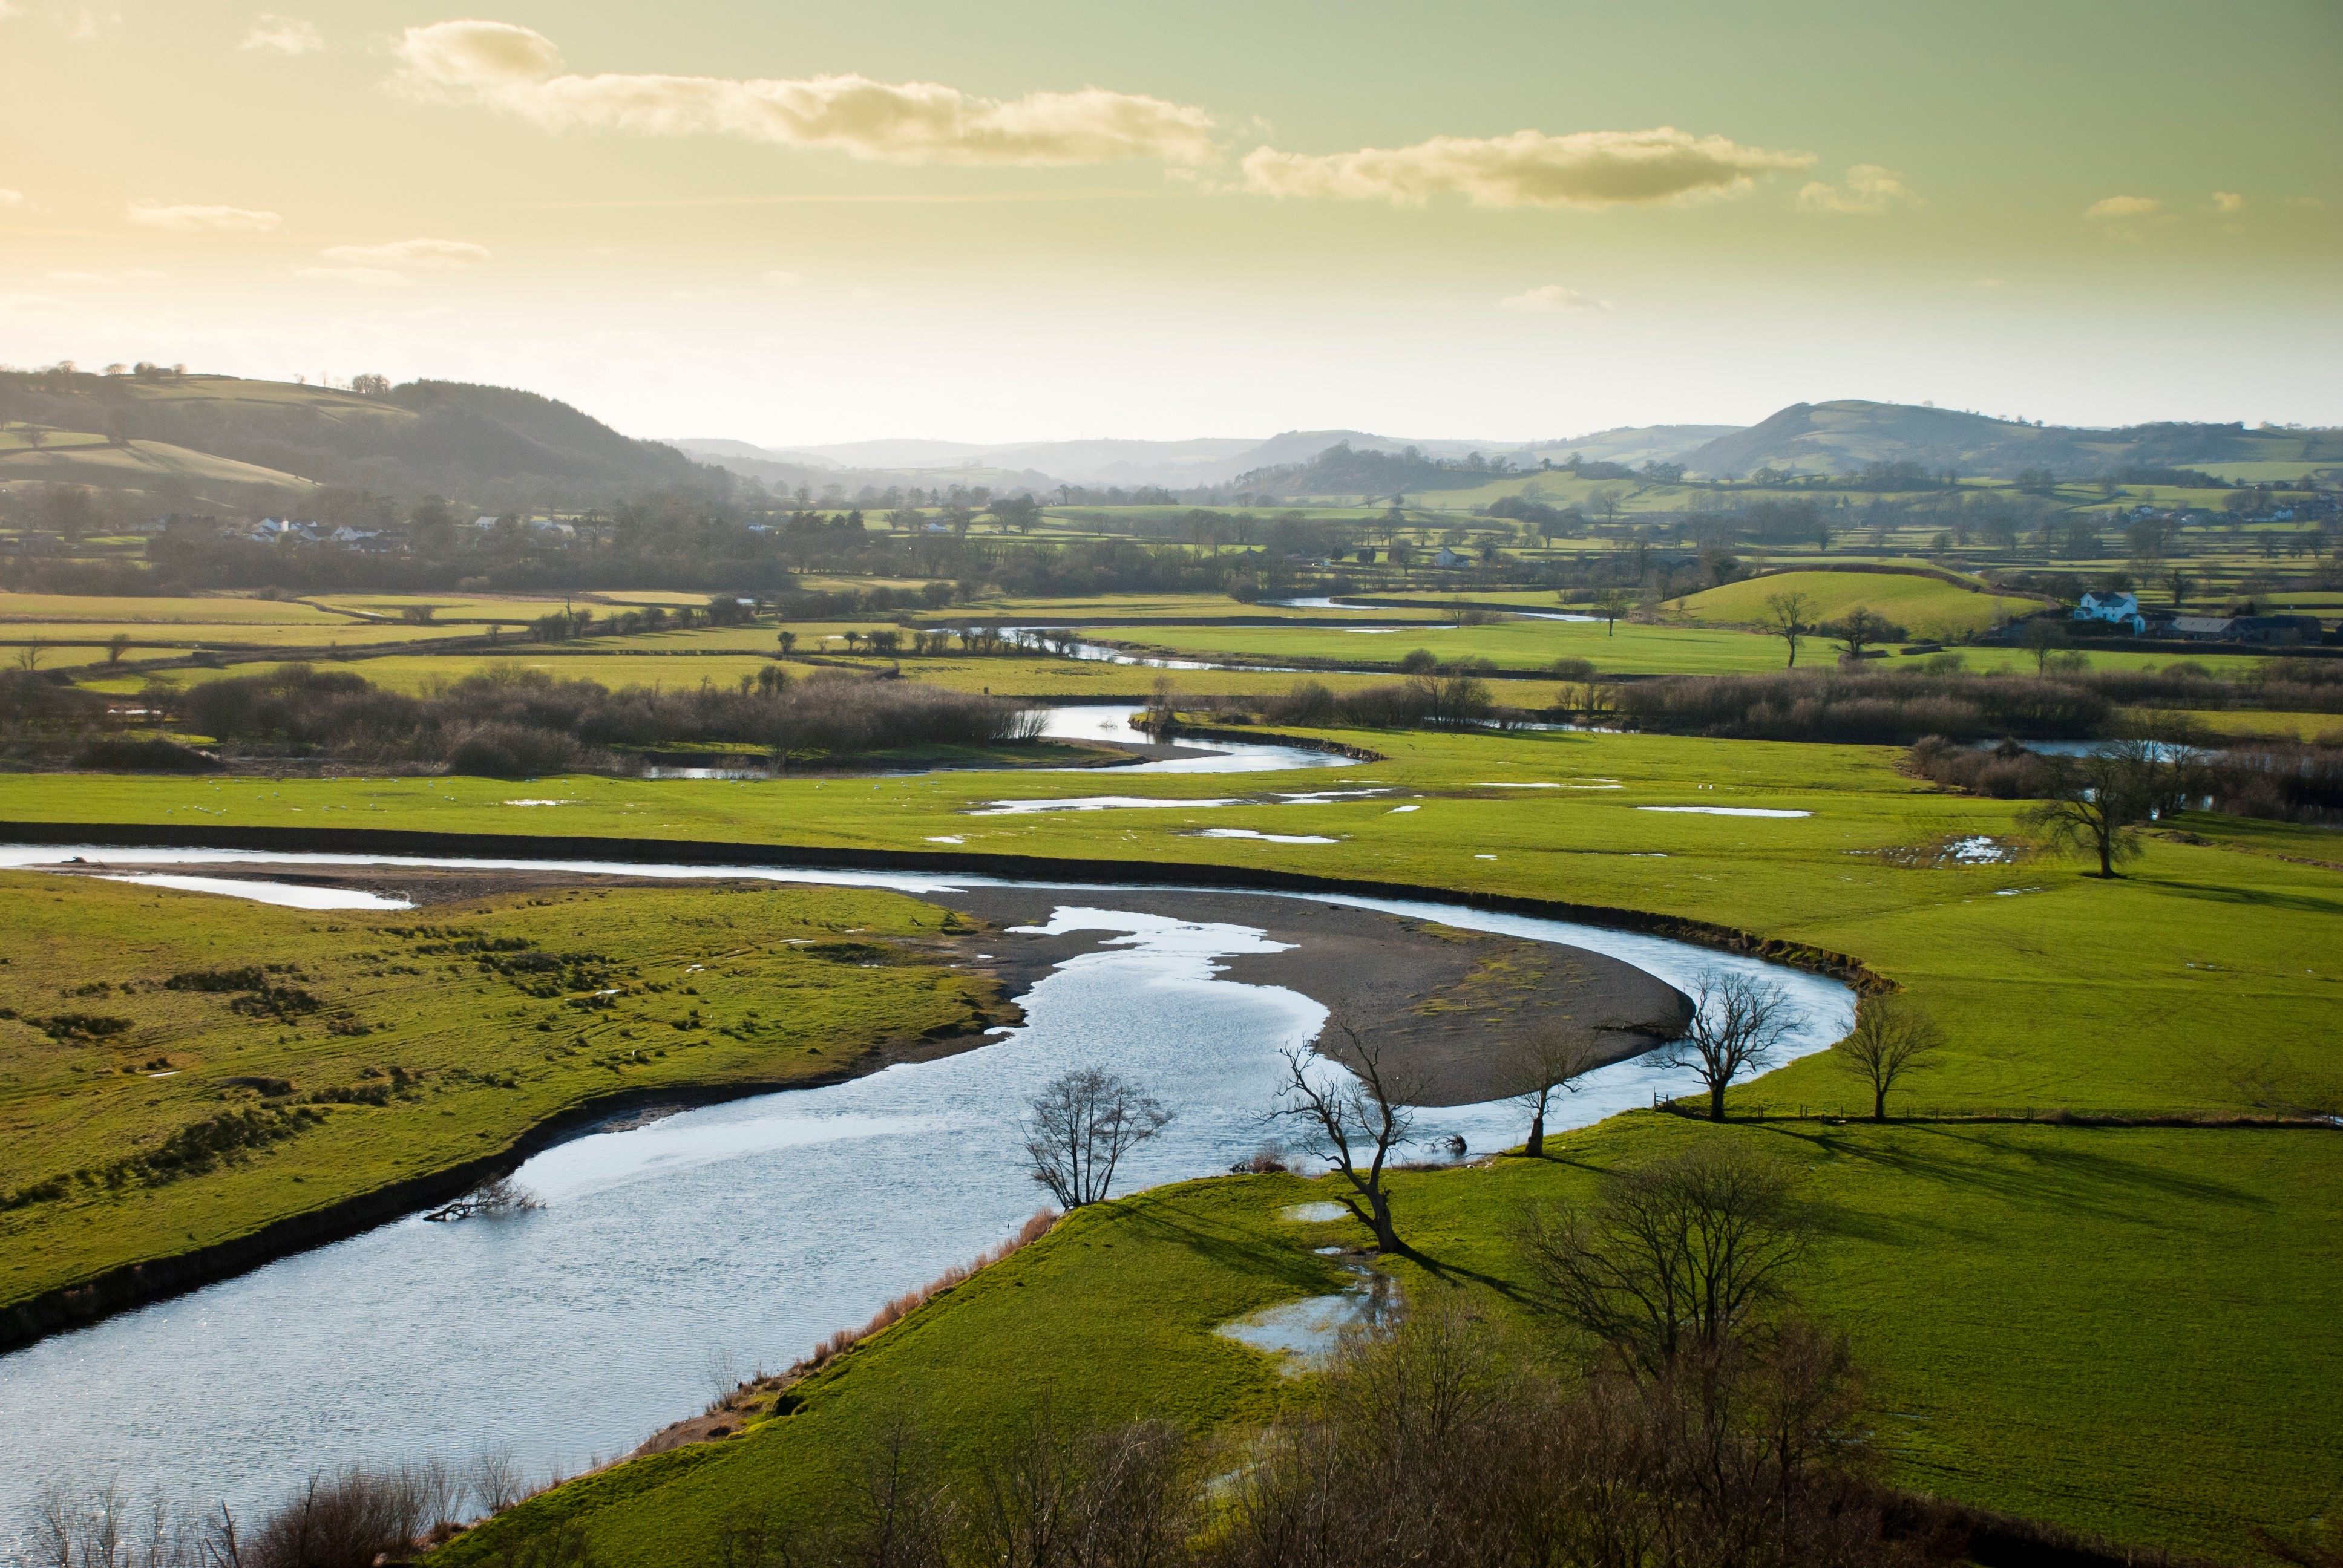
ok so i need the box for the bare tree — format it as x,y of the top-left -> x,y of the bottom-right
2020,739 -> 2163,878
1759,590 -> 1815,668
1507,1026 -> 1603,1158
1830,995 -> 1946,1120
1820,607 -> 1903,661
1021,1068 -> 1173,1209
1589,586 -> 1630,637
1268,1023 -> 1417,1252
1663,972 -> 1800,1122
2019,615 -> 2070,675
106,632 -> 133,666
473,1444 -> 526,1514
1518,1142 -> 1807,1379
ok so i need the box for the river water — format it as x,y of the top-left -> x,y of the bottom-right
0,844 -> 1852,1544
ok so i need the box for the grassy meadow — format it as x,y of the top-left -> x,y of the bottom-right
1,662 -> 2338,1557
1084,615 -> 2273,678
0,874 -> 1007,1319
1668,568 -> 2039,635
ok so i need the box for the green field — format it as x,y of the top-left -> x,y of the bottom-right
1086,615 -> 2273,678
10,621 -> 480,654
0,593 -> 369,625
0,874 -> 1005,1318
2,705 -> 2338,1557
1670,569 -> 2040,636
436,1117 -> 2342,1567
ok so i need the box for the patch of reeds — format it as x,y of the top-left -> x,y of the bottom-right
798,1208 -> 1060,1373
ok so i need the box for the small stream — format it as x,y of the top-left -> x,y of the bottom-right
0,844 -> 1852,1544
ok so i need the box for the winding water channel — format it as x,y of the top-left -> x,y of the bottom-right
0,812 -> 1853,1541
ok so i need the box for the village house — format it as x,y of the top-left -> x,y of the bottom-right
2073,590 -> 2145,634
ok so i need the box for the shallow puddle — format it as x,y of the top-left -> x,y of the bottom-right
1638,806 -> 1811,818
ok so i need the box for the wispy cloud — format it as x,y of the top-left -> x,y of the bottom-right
389,19 -> 1219,167
49,267 -> 165,283
762,269 -> 804,286
2210,191 -> 2246,214
1240,126 -> 1812,209
2083,194 -> 2163,220
320,237 -> 488,270
240,14 -> 323,55
64,6 -> 119,40
127,201 -> 283,232
1793,163 -> 1918,216
0,188 -> 24,209
1499,283 -> 1608,313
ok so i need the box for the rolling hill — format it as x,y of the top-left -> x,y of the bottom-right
1680,400 -> 2343,481
0,370 -> 726,511
1672,567 -> 2043,638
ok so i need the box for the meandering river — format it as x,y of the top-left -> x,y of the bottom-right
0,843 -> 1853,1547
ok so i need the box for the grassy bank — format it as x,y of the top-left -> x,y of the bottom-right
0,723 -> 2336,1556
437,1116 -> 2342,1566
0,874 -> 1008,1327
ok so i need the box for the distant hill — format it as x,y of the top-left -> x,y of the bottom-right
0,370 -> 724,511
1680,400 -> 2343,480
1524,425 -> 1742,468
669,430 -> 1610,491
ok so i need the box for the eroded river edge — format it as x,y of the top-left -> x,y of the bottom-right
0,820 -> 1876,1352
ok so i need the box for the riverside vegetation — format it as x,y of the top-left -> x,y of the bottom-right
0,712 -> 2338,1563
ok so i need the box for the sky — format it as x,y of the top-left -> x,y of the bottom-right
2,0 -> 2339,446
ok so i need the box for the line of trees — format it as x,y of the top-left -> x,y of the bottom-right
0,662 -> 1044,777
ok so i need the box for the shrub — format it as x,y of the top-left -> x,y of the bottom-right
71,737 -> 219,772
1622,670 -> 2108,744
446,722 -> 582,778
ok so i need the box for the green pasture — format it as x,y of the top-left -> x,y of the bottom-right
908,593 -> 1453,623
1,725 -> 2332,1115
0,873 -> 1000,1317
439,1114 -> 2342,1566
8,621 -> 478,654
1089,618 -> 2275,679
0,593 -> 356,625
2,722 -> 2338,1559
307,593 -> 589,623
1669,569 -> 2038,636
2143,708 -> 2343,742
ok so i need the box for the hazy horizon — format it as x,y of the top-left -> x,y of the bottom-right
4,1 -> 2338,445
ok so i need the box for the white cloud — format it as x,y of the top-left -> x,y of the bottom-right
2287,196 -> 2325,211
0,188 -> 24,208
2209,191 -> 2246,214
0,4 -> 20,21
1793,163 -> 1918,216
2083,194 -> 2163,220
240,14 -> 323,54
1239,126 -> 1811,209
1499,283 -> 1608,313
128,201 -> 283,232
49,267 -> 166,283
389,19 -> 1218,167
320,237 -> 488,270
64,7 -> 119,40
762,269 -> 804,286
295,265 -> 408,286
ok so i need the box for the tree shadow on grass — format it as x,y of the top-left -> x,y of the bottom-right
2126,874 -> 2343,920
1744,1122 -> 2271,1232
1104,1188 -> 1350,1296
